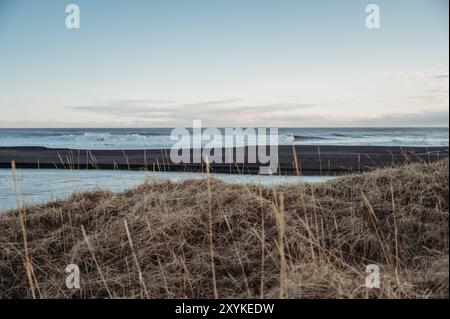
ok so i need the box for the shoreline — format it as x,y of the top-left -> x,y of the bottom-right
0,145 -> 448,176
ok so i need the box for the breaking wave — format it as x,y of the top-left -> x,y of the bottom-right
0,128 -> 448,149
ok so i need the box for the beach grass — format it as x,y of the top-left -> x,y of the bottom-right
0,159 -> 448,299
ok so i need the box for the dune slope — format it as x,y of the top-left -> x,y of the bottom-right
0,160 -> 448,298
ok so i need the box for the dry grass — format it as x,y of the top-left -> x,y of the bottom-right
0,160 -> 448,299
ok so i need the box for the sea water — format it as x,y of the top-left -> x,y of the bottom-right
0,127 -> 448,149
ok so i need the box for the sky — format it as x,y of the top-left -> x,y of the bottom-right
0,0 -> 448,127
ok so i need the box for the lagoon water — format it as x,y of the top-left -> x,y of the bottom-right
0,168 -> 336,212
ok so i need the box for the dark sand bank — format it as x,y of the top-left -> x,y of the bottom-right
0,145 -> 448,175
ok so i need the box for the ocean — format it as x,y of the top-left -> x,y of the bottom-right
0,127 -> 448,149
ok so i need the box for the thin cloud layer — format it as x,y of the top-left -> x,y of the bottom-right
64,99 -> 318,126
63,98 -> 449,127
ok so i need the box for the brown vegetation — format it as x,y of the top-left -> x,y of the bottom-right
0,160 -> 448,299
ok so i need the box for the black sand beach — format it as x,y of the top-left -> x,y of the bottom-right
0,145 -> 448,175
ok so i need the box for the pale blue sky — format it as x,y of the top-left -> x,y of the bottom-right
0,0 -> 448,127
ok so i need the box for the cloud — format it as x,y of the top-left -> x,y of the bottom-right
65,99 -> 242,116
65,99 -> 178,118
431,75 -> 449,79
410,86 -> 449,104
383,67 -> 449,80
64,99 -> 317,125
383,66 -> 449,107
348,111 -> 449,127
61,98 -> 449,127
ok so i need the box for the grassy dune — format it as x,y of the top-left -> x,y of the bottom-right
0,160 -> 448,299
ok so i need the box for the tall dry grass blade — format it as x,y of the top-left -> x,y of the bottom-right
222,212 -> 252,297
299,189 -> 316,262
122,151 -> 131,171
156,256 -> 171,298
123,219 -> 149,298
361,192 -> 393,269
172,251 -> 194,297
205,156 -> 218,299
317,146 -> 322,176
56,152 -> 67,170
80,225 -> 113,298
143,150 -> 148,171
11,161 -> 37,299
77,149 -> 80,170
310,186 -> 323,262
291,145 -> 301,176
258,179 -> 266,298
390,180 -> 399,268
272,192 -> 287,298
